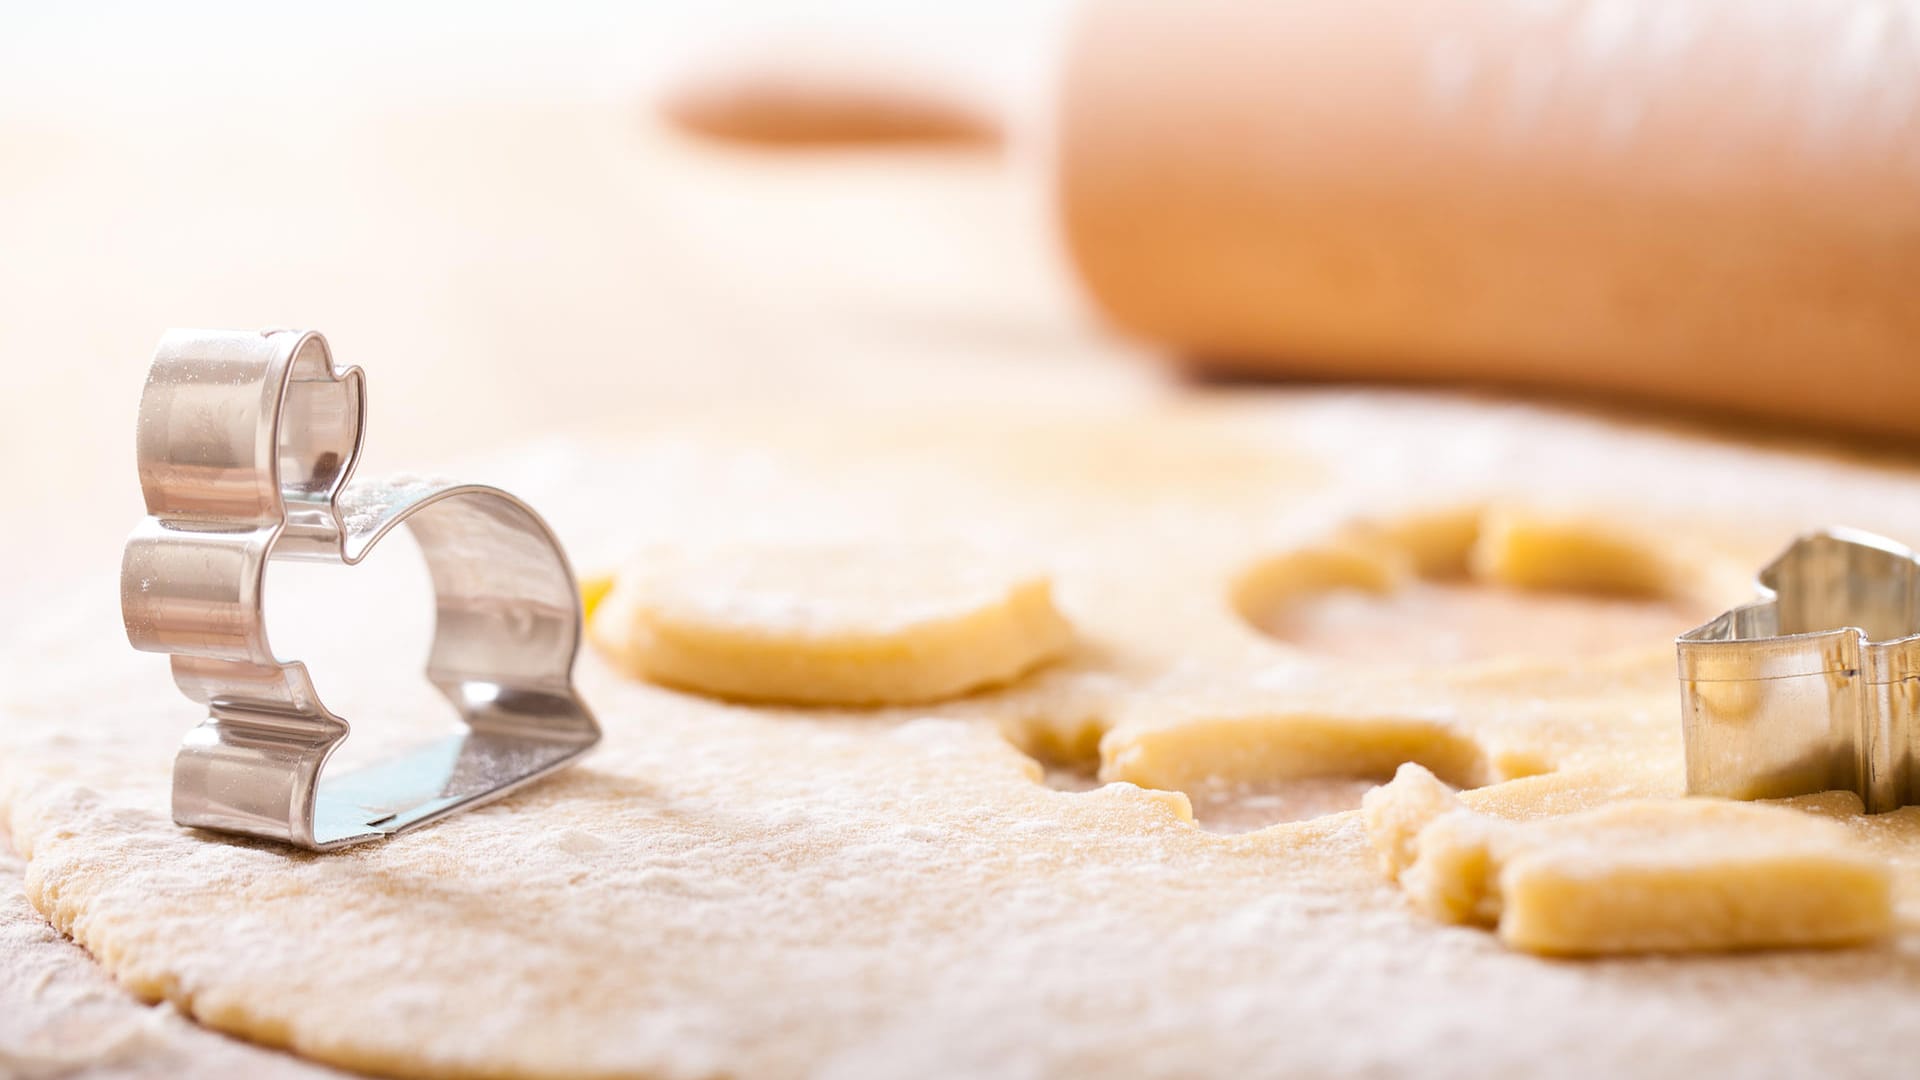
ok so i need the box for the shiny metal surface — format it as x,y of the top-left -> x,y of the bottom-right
1678,528 -> 1920,813
122,329 -> 600,850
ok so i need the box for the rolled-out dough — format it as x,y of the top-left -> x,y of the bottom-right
9,393 -> 1920,1078
0,843 -> 345,1080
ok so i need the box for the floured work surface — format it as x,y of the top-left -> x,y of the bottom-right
0,844 -> 347,1080
9,392 -> 1920,1079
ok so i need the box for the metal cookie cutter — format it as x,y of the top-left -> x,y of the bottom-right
122,329 -> 600,850
1678,527 -> 1920,813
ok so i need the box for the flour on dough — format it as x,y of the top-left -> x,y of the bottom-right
10,395 -> 1920,1080
0,843 -> 343,1080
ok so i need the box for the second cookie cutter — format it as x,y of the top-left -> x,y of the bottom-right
1678,527 -> 1920,813
122,328 -> 601,850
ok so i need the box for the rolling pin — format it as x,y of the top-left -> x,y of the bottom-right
664,0 -> 1920,439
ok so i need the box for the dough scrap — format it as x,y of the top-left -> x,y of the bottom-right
1471,507 -> 1682,597
1102,708 -> 1491,793
1235,504 -> 1723,666
588,544 -> 1074,705
1365,764 -> 1895,955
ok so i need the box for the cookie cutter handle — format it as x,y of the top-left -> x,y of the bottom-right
123,329 -> 599,850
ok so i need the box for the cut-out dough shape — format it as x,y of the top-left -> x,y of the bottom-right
1102,709 -> 1492,793
1072,506 -> 1743,825
1364,764 -> 1894,955
589,544 -> 1074,705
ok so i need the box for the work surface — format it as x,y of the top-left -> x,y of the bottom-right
0,96 -> 1136,1077
7,100 -> 1920,1078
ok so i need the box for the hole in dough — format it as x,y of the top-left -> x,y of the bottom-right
1234,506 -> 1720,666
1017,744 -> 1382,832
1259,581 -> 1706,666
1186,777 -> 1383,833
1005,731 -> 1377,831
1039,760 -> 1103,794
1001,715 -> 1110,794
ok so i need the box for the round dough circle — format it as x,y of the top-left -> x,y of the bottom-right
587,544 -> 1075,705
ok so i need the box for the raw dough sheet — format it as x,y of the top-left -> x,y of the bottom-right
8,392 -> 1920,1079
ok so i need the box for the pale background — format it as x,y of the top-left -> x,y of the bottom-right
0,2 -> 1118,626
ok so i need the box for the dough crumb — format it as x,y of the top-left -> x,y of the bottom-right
1361,762 -> 1461,880
1365,767 -> 1894,955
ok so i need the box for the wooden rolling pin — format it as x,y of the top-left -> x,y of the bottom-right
665,0 -> 1920,439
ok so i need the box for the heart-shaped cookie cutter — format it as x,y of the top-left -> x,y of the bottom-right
1678,527 -> 1920,813
122,329 -> 600,850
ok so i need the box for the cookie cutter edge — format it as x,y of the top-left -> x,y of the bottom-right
1678,526 -> 1919,813
121,328 -> 601,850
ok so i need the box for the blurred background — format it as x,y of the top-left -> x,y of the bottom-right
4,0 -> 1917,615
0,2 -> 1104,616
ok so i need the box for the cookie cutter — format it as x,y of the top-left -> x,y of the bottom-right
121,329 -> 600,850
1678,527 -> 1920,813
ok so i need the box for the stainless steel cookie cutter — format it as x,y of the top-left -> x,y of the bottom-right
122,329 -> 600,850
1678,527 -> 1920,813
